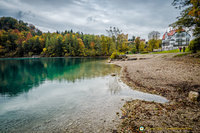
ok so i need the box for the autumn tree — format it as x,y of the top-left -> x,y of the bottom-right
135,37 -> 140,52
147,39 -> 161,52
78,38 -> 86,56
139,41 -> 145,52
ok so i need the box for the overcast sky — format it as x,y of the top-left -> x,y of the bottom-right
0,0 -> 180,40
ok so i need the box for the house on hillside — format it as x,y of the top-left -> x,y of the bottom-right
162,29 -> 191,51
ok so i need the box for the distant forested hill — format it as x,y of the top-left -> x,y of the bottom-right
0,17 -> 129,57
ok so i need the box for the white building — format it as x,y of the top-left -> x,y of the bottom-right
162,29 -> 191,51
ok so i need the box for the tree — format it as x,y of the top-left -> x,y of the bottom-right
135,37 -> 140,52
132,35 -> 136,43
106,26 -> 122,38
139,41 -> 145,52
78,38 -> 86,56
171,0 -> 200,52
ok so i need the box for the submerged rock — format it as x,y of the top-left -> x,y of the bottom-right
188,91 -> 199,102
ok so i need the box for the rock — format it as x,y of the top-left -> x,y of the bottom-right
67,122 -> 73,126
112,129 -> 117,133
128,58 -> 137,60
118,54 -> 127,59
169,100 -> 176,105
139,58 -> 148,60
188,91 -> 199,102
108,59 -> 111,63
111,73 -> 116,76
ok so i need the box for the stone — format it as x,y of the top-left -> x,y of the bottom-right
128,58 -> 137,60
188,91 -> 199,102
108,59 -> 111,63
118,54 -> 127,59
111,73 -> 116,76
139,58 -> 147,60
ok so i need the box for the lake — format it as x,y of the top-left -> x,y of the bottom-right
0,57 -> 168,132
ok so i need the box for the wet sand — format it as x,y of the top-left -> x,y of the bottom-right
112,53 -> 200,132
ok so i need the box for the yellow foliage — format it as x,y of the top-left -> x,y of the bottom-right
139,41 -> 145,52
43,48 -> 47,52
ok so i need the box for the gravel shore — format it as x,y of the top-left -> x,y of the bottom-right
112,53 -> 200,132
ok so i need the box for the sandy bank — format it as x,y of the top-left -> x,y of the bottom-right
112,53 -> 200,132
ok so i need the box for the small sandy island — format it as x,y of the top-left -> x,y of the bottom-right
112,53 -> 200,132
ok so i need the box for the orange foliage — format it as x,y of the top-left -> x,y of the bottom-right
90,42 -> 95,49
26,32 -> 32,41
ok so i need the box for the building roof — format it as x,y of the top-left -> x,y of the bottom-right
162,32 -> 166,40
162,29 -> 186,40
167,30 -> 176,36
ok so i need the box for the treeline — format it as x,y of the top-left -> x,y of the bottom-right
132,37 -> 161,53
0,17 -> 130,57
0,17 -> 163,57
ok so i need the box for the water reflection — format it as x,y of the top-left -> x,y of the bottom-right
0,58 -> 120,96
108,77 -> 122,94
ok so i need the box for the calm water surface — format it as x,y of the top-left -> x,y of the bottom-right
0,58 -> 168,132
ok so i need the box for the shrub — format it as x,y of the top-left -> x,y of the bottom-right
64,53 -> 69,57
130,46 -> 137,54
110,52 -> 125,59
110,52 -> 119,59
189,38 -> 200,53
28,52 -> 33,57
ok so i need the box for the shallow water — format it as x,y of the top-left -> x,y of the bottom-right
0,58 -> 168,132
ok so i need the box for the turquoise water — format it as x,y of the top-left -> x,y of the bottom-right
0,58 -> 168,132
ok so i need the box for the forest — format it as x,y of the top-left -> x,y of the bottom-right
0,17 -> 162,57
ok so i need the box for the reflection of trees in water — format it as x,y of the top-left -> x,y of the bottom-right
108,77 -> 122,95
0,58 -> 120,96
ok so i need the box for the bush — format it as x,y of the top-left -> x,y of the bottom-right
28,52 -> 33,57
189,38 -> 200,53
130,46 -> 137,54
110,52 -> 125,59
110,52 -> 119,59
64,53 -> 69,57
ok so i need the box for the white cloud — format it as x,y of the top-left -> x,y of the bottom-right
0,0 -> 180,40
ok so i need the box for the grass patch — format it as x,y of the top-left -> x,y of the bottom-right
174,52 -> 190,57
146,47 -> 190,54
151,49 -> 179,54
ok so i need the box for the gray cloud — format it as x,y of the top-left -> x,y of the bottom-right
0,0 -> 180,40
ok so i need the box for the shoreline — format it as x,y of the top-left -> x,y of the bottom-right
0,56 -> 110,59
112,53 -> 200,132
